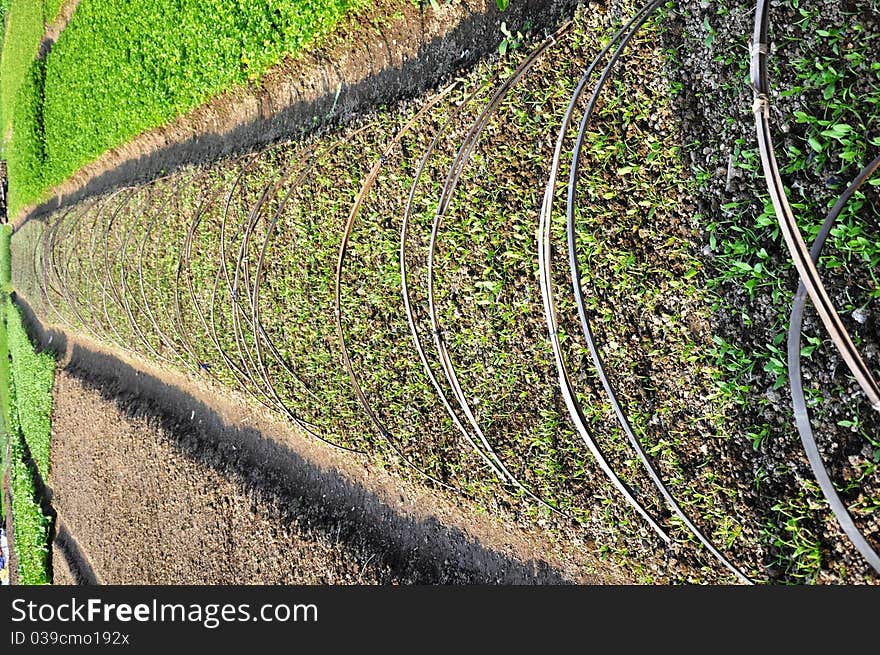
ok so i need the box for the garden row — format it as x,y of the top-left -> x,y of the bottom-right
11,0 -> 880,584
1,223 -> 56,585
1,0 -> 370,217
16,0 -> 880,584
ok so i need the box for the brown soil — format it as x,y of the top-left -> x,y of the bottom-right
14,0 -> 579,229
23,297 -> 627,584
3,460 -> 19,586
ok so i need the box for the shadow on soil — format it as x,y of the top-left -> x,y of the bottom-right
15,294 -> 575,584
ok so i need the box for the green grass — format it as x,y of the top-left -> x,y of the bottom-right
8,409 -> 51,585
4,0 -> 371,217
0,0 -> 44,140
0,224 -> 10,521
0,223 -> 11,290
0,1 -> 10,56
0,224 -> 53,584
6,57 -> 46,212
0,304 -> 7,522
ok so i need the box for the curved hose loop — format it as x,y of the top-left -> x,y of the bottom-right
30,218 -> 49,308
151,169 -> 214,375
170,174 -> 219,370
128,180 -> 185,364
228,178 -> 294,415
751,0 -> 880,412
210,155 -> 295,414
208,157 -> 269,392
173,162 -> 254,378
217,162 -> 293,413
42,211 -> 78,326
71,191 -> 127,341
100,187 -> 142,351
401,80 -> 519,486
136,175 -> 199,370
247,147 -> 345,442
565,1 -> 752,583
23,214 -> 55,307
230,154 -> 311,412
186,154 -> 260,384
38,207 -> 77,327
44,209 -> 82,329
184,151 -> 295,413
104,185 -> 145,313
53,196 -> 104,335
538,0 -> 671,544
335,87 -> 462,489
425,23 -> 584,516
788,154 -> 880,575
183,153 -> 312,421
110,187 -> 153,353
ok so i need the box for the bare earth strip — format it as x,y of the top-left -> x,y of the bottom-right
19,297 -> 626,584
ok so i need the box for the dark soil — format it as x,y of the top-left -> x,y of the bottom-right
38,309 -> 625,584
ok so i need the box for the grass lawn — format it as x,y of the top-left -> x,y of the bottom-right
3,0 -> 371,216
0,224 -> 54,584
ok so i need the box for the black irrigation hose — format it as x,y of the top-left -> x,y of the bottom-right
50,198 -> 98,334
564,0 -> 752,583
751,0 -> 880,412
210,154 -> 327,421
752,0 -> 880,575
154,171 -> 215,374
172,175 -> 218,371
335,86 -> 460,490
139,171 -> 205,372
38,207 -> 75,328
120,183 -> 169,362
100,187 -> 141,351
424,22 -> 584,517
210,161 -> 289,411
231,167 -> 324,426
174,152 -> 311,423
400,79 -> 518,487
233,149 -> 321,422
788,154 -> 880,574
187,155 -> 261,386
248,150 -> 335,443
539,0 -> 672,545
136,176 -> 197,371
62,192 -> 123,342
250,143 -> 364,452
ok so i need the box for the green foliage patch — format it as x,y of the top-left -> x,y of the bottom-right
5,0 -> 370,216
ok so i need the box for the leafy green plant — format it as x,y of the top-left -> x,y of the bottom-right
6,0 -> 371,216
498,21 -> 523,55
0,0 -> 44,138
7,298 -> 54,480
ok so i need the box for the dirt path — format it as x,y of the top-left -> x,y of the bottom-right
14,0 -> 578,229
19,296 -> 626,584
